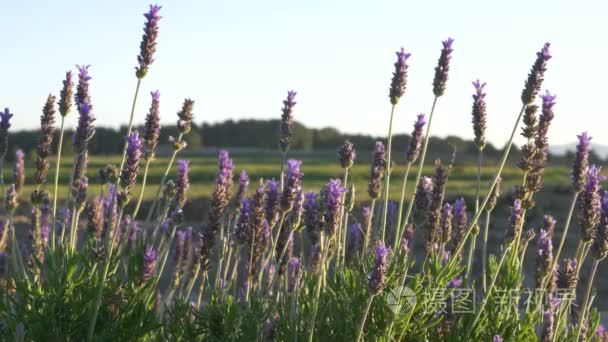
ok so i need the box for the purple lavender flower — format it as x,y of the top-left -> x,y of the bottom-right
173,230 -> 187,283
136,5 -> 162,79
493,336 -> 504,342
75,176 -> 88,209
235,198 -> 252,244
433,38 -> 454,97
591,191 -> 608,260
175,160 -> 190,208
579,165 -> 604,242
5,184 -> 17,211
424,159 -> 451,253
143,90 -> 161,159
414,176 -> 434,214
450,198 -> 468,260
541,305 -> 555,342
104,184 -> 119,239
361,205 -> 372,242
534,90 -> 556,167
40,199 -> 51,247
0,108 -> 14,159
337,140 -> 356,169
246,180 -> 267,277
281,159 -> 304,211
13,149 -> 24,194
506,199 -> 524,243
141,245 -> 158,284
176,98 -> 195,135
236,170 -> 249,207
218,150 -> 234,193
572,132 -> 591,193
521,43 -> 551,105
542,214 -> 557,239
58,71 -> 74,117
401,223 -> 414,255
287,257 -> 301,293
119,131 -> 143,204
87,196 -> 104,241
303,191 -> 320,244
35,94 -> 56,186
368,141 -> 386,199
471,80 -> 487,150
75,65 -> 91,107
557,258 -> 578,291
386,201 -> 397,243
70,101 -> 94,199
265,179 -> 280,226
288,190 -> 305,227
347,223 -> 362,261
368,241 -> 389,295
440,202 -> 453,245
536,229 -> 554,290
406,114 -> 426,164
279,90 -> 297,153
389,47 -> 411,105
321,179 -> 347,237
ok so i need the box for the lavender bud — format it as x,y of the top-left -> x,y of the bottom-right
347,223 -> 362,261
87,196 -> 104,241
75,176 -> 89,209
415,176 -> 434,214
99,164 -> 118,186
265,179 -> 280,226
175,160 -> 190,208
579,165 -> 604,242
337,140 -> 356,169
119,132 -> 143,204
136,5 -> 162,79
176,98 -> 195,135
235,198 -> 252,244
143,90 -> 161,159
368,141 -> 386,199
389,47 -> 411,105
0,108 -> 14,160
303,191 -> 320,245
451,198 -> 468,261
522,104 -> 538,139
287,257 -> 301,293
440,202 -> 453,245
591,191 -> 608,260
34,95 -> 57,186
141,245 -> 158,284
13,149 -> 24,194
247,181 -> 267,277
6,184 -> 18,211
236,170 -> 249,207
534,90 -> 556,168
321,179 -> 347,237
281,159 -> 304,211
402,223 -> 414,255
505,199 -> 524,243
288,190 -> 305,227
406,114 -> 426,163
541,305 -> 555,342
424,160 -> 450,253
486,177 -> 501,212
75,65 -> 91,107
279,90 -> 297,153
521,43 -> 551,105
58,71 -> 74,117
471,80 -> 487,150
536,229 -> 554,290
543,215 -> 557,240
368,241 -> 389,295
557,258 -> 578,291
173,230 -> 187,283
572,132 -> 591,193
432,38 -> 454,97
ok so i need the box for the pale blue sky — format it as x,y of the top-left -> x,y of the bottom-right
0,0 -> 605,146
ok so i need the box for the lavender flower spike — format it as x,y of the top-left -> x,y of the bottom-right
368,141 -> 386,199
556,258 -> 578,292
389,47 -> 411,105
176,98 -> 195,136
235,170 -> 250,207
143,90 -> 161,160
58,71 -> 74,117
75,65 -> 91,107
521,43 -> 551,105
536,229 -> 554,290
119,131 -> 143,205
535,90 -> 556,164
579,165 -> 604,243
368,241 -> 389,295
406,113 -> 426,164
35,94 -> 57,186
175,160 -> 190,208
13,150 -> 24,194
433,38 -> 454,97
0,108 -> 14,160
136,5 -> 162,79
87,196 -> 104,241
572,132 -> 591,193
321,179 -> 347,237
141,245 -> 158,284
303,191 -> 320,245
337,140 -> 356,169
287,257 -> 301,293
414,176 -> 434,214
279,90 -> 297,153
591,191 -> 608,260
265,179 -> 281,226
471,80 -> 487,150
505,199 -> 524,243
281,159 -> 304,211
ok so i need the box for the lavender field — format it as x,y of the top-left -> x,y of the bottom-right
1,3 -> 608,342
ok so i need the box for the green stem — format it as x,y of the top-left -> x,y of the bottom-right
339,169 -> 349,267
356,295 -> 375,342
465,233 -> 477,283
118,78 -> 142,174
400,96 -> 439,236
395,162 -> 411,252
52,116 -> 66,250
184,263 -> 201,301
307,234 -> 329,342
380,105 -> 397,242
132,158 -> 152,220
576,260 -> 599,341
481,210 -> 491,293
145,134 -> 183,223
279,151 -> 287,191
364,200 -> 376,253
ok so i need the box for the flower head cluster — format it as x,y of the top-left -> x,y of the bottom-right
279,91 -> 297,153
281,159 -> 304,211
506,199 -> 524,243
119,131 -> 143,204
521,43 -> 551,105
265,179 -> 280,226
136,5 -> 162,78
13,150 -> 24,194
579,165 -> 604,242
75,65 -> 91,107
471,80 -> 487,150
406,114 -> 426,163
337,140 -> 356,169
368,141 -> 386,199
35,94 -> 56,186
321,179 -> 347,237
176,98 -> 195,135
535,229 -> 554,290
287,257 -> 301,293
141,245 -> 158,284
424,159 -> 450,252
303,191 -> 320,245
591,191 -> 608,260
572,132 -> 591,193
451,198 -> 468,260
0,108 -> 14,159
87,196 -> 104,241
368,242 -> 389,295
433,38 -> 454,97
58,71 -> 74,117
143,90 -> 161,159
415,176 -> 434,214
389,47 -> 411,105
235,170 -> 249,207
556,258 -> 578,291
175,160 -> 190,208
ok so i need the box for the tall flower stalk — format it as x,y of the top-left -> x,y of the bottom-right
0,108 -> 14,200
53,71 -> 73,223
337,140 -> 356,266
279,91 -> 297,191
